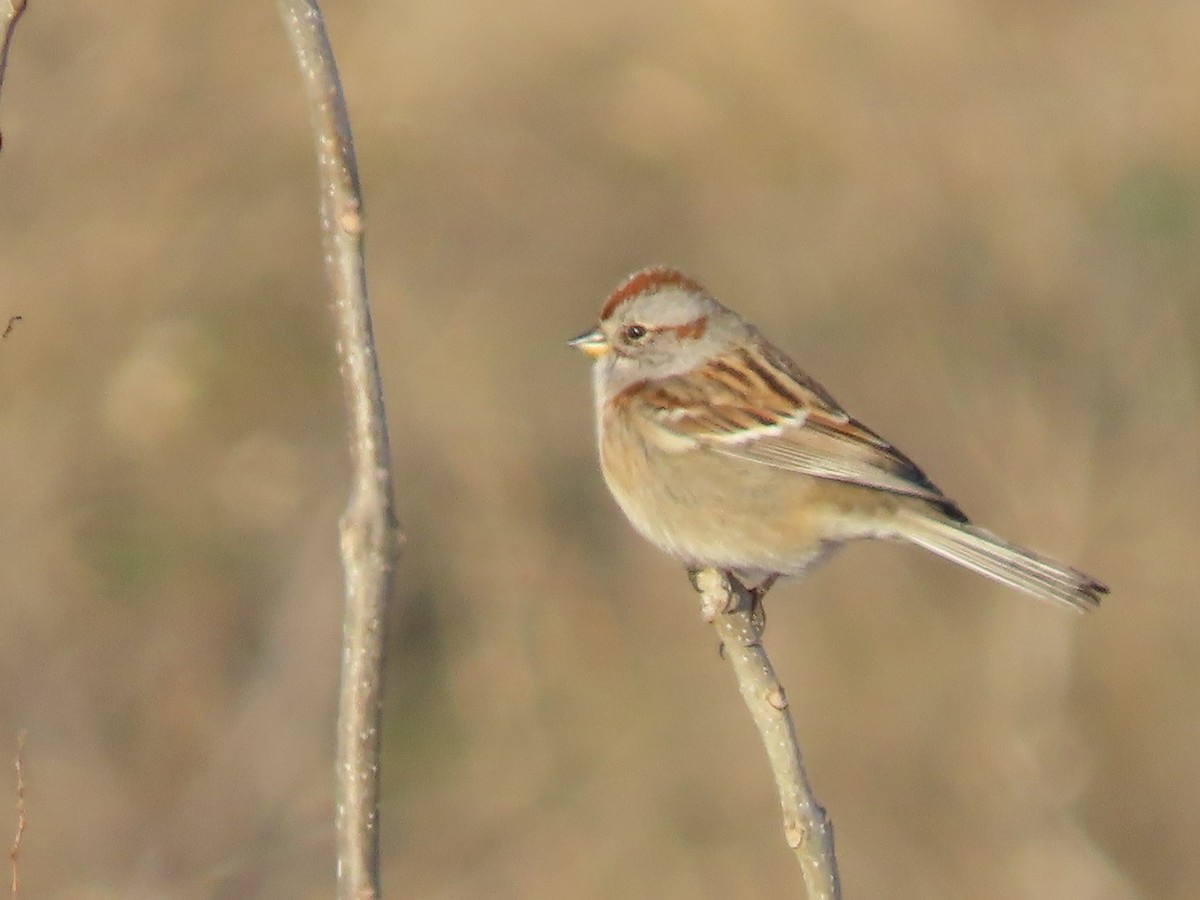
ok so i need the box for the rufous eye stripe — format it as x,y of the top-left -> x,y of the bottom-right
600,267 -> 707,321
670,316 -> 707,341
644,315 -> 708,343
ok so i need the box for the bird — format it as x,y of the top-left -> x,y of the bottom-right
569,266 -> 1107,612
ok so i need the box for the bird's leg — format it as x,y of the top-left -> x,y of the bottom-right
749,572 -> 780,601
689,569 -> 777,655
746,574 -> 779,636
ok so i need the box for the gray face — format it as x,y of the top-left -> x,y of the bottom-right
594,286 -> 745,399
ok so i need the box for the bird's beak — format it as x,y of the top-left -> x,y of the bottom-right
568,327 -> 610,359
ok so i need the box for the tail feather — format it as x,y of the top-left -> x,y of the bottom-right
896,512 -> 1108,612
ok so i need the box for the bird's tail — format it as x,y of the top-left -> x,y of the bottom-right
895,511 -> 1107,612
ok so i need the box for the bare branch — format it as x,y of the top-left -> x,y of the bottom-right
10,731 -> 26,900
693,569 -> 840,899
0,0 -> 29,152
276,3 -> 401,898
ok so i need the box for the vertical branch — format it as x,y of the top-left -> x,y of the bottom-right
9,731 -> 26,900
0,0 -> 30,153
276,3 -> 401,899
693,569 -> 840,900
2,15 -> 32,891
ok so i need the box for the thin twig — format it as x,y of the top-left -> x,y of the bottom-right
10,731 -> 26,900
693,569 -> 840,899
276,3 -> 401,899
2,316 -> 20,338
0,0 -> 29,153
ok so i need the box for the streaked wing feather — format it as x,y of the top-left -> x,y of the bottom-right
634,343 -> 964,514
712,429 -> 948,502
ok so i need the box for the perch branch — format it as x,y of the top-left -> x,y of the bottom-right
277,3 -> 401,898
693,568 -> 840,899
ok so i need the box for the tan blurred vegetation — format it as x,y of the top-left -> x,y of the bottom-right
0,1 -> 1196,897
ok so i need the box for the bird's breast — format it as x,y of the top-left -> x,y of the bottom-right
597,409 -> 854,574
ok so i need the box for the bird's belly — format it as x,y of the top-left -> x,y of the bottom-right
600,431 -> 886,575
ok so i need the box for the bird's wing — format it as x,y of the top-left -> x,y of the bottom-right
628,341 -> 964,515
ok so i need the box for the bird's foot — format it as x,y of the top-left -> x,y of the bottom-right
746,574 -> 779,636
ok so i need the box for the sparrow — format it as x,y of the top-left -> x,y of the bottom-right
570,266 -> 1107,611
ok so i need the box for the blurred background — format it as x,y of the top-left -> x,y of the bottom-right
0,1 -> 1196,897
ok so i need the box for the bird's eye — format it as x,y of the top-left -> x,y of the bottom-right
624,323 -> 648,342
